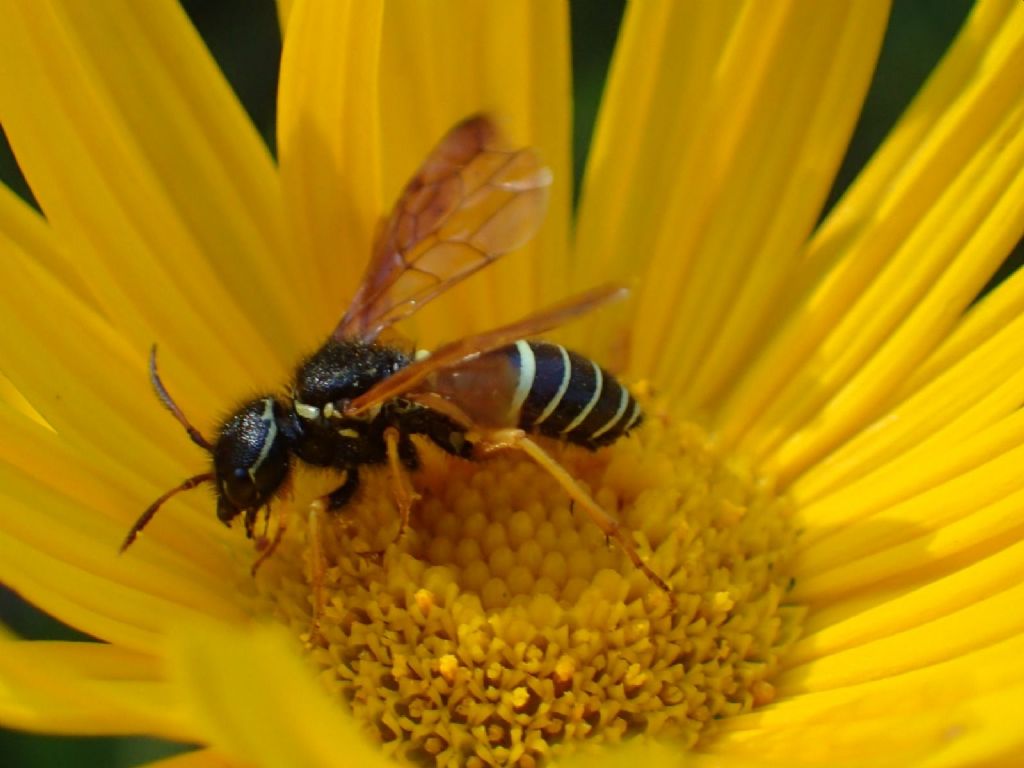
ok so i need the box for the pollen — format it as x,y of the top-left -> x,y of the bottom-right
253,400 -> 803,766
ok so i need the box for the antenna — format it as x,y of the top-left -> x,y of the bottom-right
149,344 -> 213,452
120,472 -> 214,552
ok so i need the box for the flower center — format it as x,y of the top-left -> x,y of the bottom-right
253,398 -> 802,766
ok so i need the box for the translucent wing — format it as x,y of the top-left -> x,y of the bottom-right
345,285 -> 628,416
335,115 -> 552,342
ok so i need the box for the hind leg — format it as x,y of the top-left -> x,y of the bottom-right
475,429 -> 673,600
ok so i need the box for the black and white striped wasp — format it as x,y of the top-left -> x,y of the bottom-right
120,116 -> 670,603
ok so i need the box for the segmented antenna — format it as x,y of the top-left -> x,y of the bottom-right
149,344 -> 213,452
119,347 -> 217,554
119,471 -> 214,553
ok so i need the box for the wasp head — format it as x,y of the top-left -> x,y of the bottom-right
212,396 -> 292,529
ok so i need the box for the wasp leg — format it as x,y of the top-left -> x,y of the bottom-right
326,467 -> 360,511
385,427 -> 422,544
476,429 -> 674,601
260,503 -> 272,540
119,472 -> 214,553
243,506 -> 259,539
250,502 -> 288,577
306,497 -> 328,646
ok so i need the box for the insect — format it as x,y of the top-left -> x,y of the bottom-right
120,115 -> 670,608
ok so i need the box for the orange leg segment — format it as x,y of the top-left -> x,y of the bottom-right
250,503 -> 288,577
307,498 -> 328,645
384,426 -> 421,545
476,429 -> 674,600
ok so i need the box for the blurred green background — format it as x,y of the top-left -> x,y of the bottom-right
0,0 -> 1002,765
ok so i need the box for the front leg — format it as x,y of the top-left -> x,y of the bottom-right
326,466 -> 360,512
307,467 -> 359,647
303,468 -> 364,651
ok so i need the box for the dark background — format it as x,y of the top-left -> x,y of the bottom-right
0,0 -> 999,765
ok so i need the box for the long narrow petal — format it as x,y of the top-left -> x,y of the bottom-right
0,179 -> 240,569
0,229 -> 217,466
0,182 -> 95,312
0,408 -> 246,649
789,572 -> 1024,688
0,0 -> 299,385
275,0 -> 293,37
276,0 -> 384,336
789,536 -> 1024,666
168,622 -> 386,768
709,635 -> 1024,766
0,222 -> 250,591
794,253 -> 1024,505
278,0 -> 570,346
575,1 -> 887,376
795,408 -> 1024,541
0,641 -> 192,740
717,1 -> 1024,482
0,400 -> 233,580
0,518 -> 246,653
377,1 -> 571,343
792,486 -> 1024,608
139,750 -> 237,768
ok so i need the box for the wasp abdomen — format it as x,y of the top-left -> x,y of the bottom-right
512,340 -> 641,448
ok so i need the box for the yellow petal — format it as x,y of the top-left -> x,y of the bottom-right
0,234 -> 212,463
0,423 -> 247,649
718,1 -> 1024,481
275,0 -> 293,37
0,227 -> 247,583
904,248 -> 1024,393
0,369 -> 48,430
0,192 -> 250,577
278,0 -> 571,346
575,1 -> 888,379
168,621 -> 386,768
377,0 -> 571,342
559,739 -> 701,768
0,640 -> 192,740
0,400 -> 232,582
0,529 -> 243,653
710,634 -> 1024,766
764,95 -> 1024,482
138,750 -> 237,768
785,580 -> 1024,693
792,486 -> 1024,609
789,536 -> 1024,668
276,0 -> 384,336
794,408 -> 1024,539
0,180 -> 94,312
0,0 -> 299,385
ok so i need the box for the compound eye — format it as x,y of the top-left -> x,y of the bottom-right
220,465 -> 260,510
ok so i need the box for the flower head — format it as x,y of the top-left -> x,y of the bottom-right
1,1 -> 1023,767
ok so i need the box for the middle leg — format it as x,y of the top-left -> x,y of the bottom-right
384,427 -> 421,544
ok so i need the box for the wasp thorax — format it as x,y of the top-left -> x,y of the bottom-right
213,396 -> 291,522
294,339 -> 410,407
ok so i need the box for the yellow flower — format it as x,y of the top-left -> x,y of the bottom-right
2,0 -> 1023,767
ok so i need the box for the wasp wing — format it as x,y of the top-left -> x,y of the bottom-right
345,284 -> 628,416
335,115 -> 552,342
